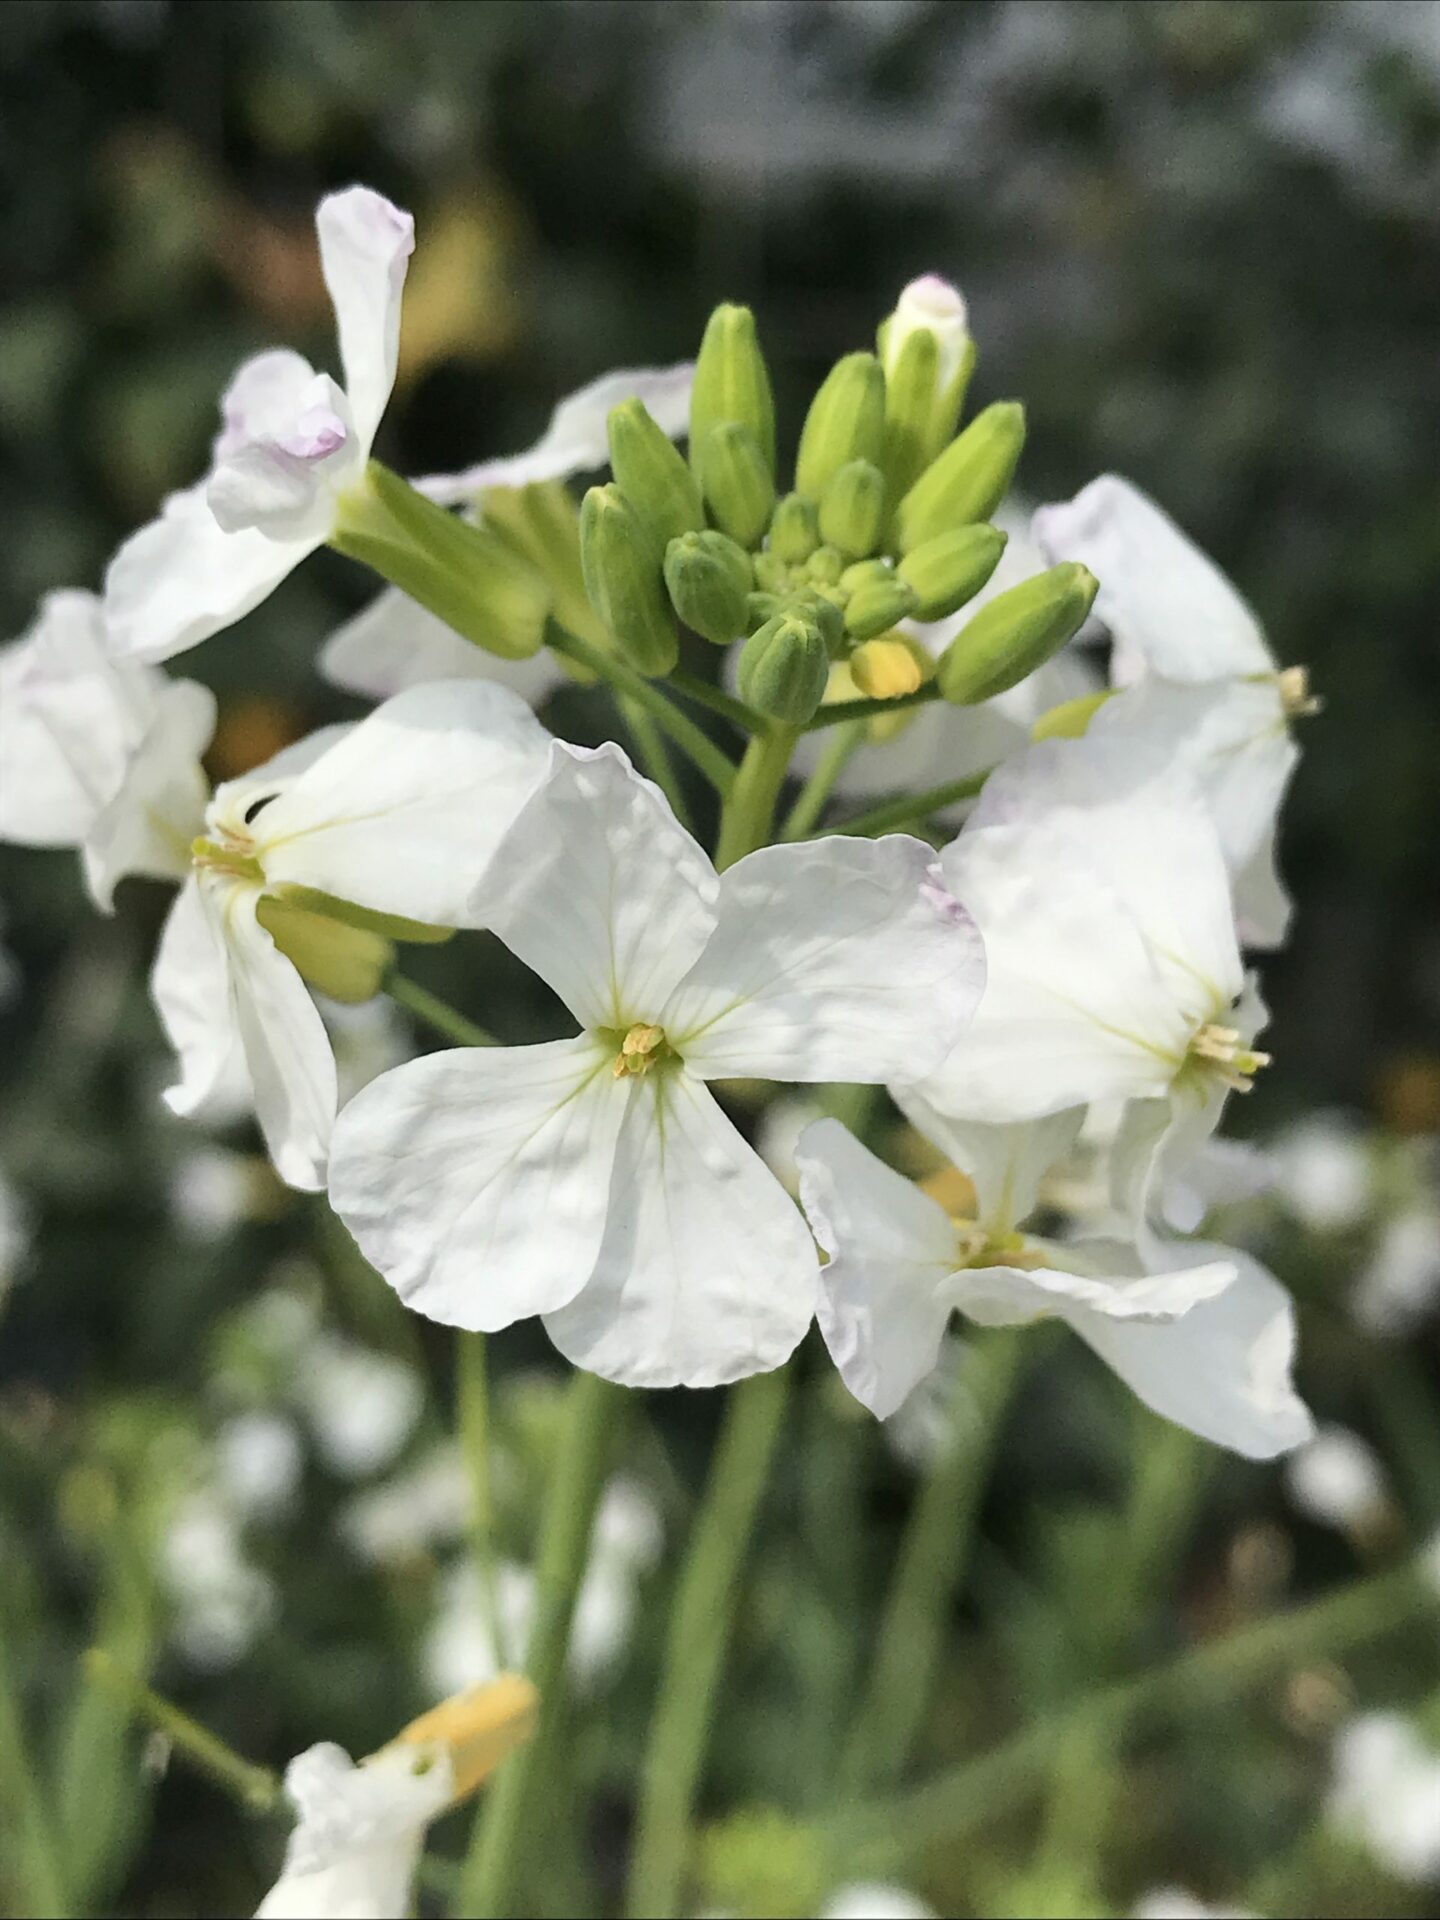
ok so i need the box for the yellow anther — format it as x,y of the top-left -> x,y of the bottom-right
613,1023 -> 668,1079
190,835 -> 263,882
1276,665 -> 1320,719
388,1674 -> 537,1804
1191,1022 -> 1272,1092
849,636 -> 926,701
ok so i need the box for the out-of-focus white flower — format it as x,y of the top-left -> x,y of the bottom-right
821,1883 -> 937,1920
216,1412 -> 304,1522
341,1446 -> 473,1563
1353,1206 -> 1440,1336
1284,1424 -> 1388,1531
323,995 -> 413,1106
298,1336 -> 424,1479
168,1147 -> 268,1241
161,1489 -> 277,1670
753,1092 -> 826,1196
1270,1112 -> 1372,1232
1328,1711 -> 1440,1883
330,742 -> 983,1388
0,1166 -> 31,1316
881,1339 -> 977,1473
1133,1889 -> 1255,1920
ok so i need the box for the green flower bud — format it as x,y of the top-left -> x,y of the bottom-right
752,548 -> 791,595
769,492 -> 820,565
745,590 -> 780,630
795,352 -> 885,501
849,635 -> 928,700
898,523 -> 1007,620
879,275 -> 976,503
894,401 -> 1026,554
690,303 -> 776,476
938,562 -> 1098,706
607,398 -> 704,548
1030,689 -> 1114,742
736,609 -> 830,723
579,483 -> 677,677
787,585 -> 844,656
663,530 -> 751,645
697,422 -> 776,550
844,570 -> 919,641
838,557 -> 893,596
804,544 -> 844,586
818,459 -> 885,561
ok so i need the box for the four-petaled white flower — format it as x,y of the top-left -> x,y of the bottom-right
329,742 -> 984,1388
1034,474 -> 1312,948
0,590 -> 213,908
797,1100 -> 1312,1458
153,682 -> 551,1191
105,187 -> 416,665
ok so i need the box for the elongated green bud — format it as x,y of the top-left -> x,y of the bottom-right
579,484 -> 677,677
894,401 -> 1026,554
745,590 -> 780,630
737,609 -> 829,722
663,530 -> 751,645
607,399 -> 704,548
770,492 -> 820,565
804,544 -> 844,587
844,570 -> 918,641
795,353 -> 885,501
690,304 -> 776,476
819,459 -> 884,560
698,422 -> 775,550
1031,689 -> 1114,741
255,897 -> 391,1005
879,275 -> 976,502
938,562 -> 1098,706
898,523 -> 1007,620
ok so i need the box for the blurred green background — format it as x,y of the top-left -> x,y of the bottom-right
1,4 -> 1438,1916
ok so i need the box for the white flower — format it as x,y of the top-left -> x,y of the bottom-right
169,1146 -> 268,1240
299,1336 -> 424,1480
1132,1890 -> 1255,1920
320,361 -> 693,703
1328,1711 -> 1440,1883
1284,1423 -> 1388,1531
1033,475 -> 1311,948
341,1446 -> 473,1563
151,680 -> 550,1190
1353,1205 -> 1440,1337
1270,1111 -> 1373,1232
881,271 -> 970,395
821,1883 -> 937,1920
329,741 -> 984,1387
796,1105 -> 1312,1457
915,733 -> 1265,1231
215,1412 -> 304,1522
162,1490 -> 276,1671
0,590 -> 213,908
106,188 -> 415,664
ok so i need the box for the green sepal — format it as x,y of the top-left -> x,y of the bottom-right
894,401 -> 1026,554
843,570 -> 919,641
579,483 -> 678,677
271,885 -> 456,945
697,422 -> 776,550
938,562 -> 1098,705
255,896 -> 392,1004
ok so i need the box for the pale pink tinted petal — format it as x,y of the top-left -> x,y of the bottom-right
316,186 -> 415,450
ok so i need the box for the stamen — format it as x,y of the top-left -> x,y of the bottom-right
612,1023 -> 668,1079
1276,665 -> 1321,719
389,1674 -> 537,1803
1190,1021 -> 1272,1092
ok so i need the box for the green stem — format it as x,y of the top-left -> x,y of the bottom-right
668,668 -> 763,736
617,694 -> 693,832
625,1367 -> 792,1919
825,1557 -> 1437,1880
546,622 -> 737,799
839,1333 -> 1022,1797
0,1609 -> 70,1916
826,769 -> 991,840
781,720 -> 866,841
713,725 -> 800,871
457,1333 -> 512,1674
385,971 -> 497,1049
799,683 -> 941,733
458,1370 -> 624,1917
82,1649 -> 280,1814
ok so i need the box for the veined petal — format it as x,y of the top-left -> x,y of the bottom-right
103,478 -> 317,663
945,1247 -> 1235,1331
477,741 -> 718,1032
319,586 -> 568,705
1032,474 -> 1273,683
327,1035 -> 624,1331
892,1093 -> 1085,1238
151,878 -> 249,1120
252,681 -> 551,927
1233,818 -> 1293,951
667,835 -> 983,1085
544,1069 -> 817,1388
317,187 -> 415,452
797,1118 -> 959,1419
84,679 -> 215,910
416,362 -> 694,507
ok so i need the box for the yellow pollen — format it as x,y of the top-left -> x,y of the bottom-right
1276,665 -> 1321,719
613,1023 -> 667,1080
387,1673 -> 537,1803
190,835 -> 263,882
1191,1021 -> 1272,1092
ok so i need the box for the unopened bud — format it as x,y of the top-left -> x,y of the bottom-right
690,304 -> 776,476
256,897 -> 391,1004
895,401 -> 1026,554
849,636 -> 927,700
745,590 -> 780,630
579,483 -> 677,677
664,530 -> 751,646
697,422 -> 776,550
1030,689 -> 1113,741
898,523 -> 1007,620
844,569 -> 918,641
938,562 -> 1098,706
607,398 -> 704,548
737,609 -> 830,723
804,544 -> 844,587
819,459 -> 885,560
769,492 -> 820,566
752,549 -> 790,595
879,275 -> 975,502
788,585 -> 844,656
795,353 -> 885,500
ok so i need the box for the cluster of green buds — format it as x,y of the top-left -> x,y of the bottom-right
574,277 -> 1099,725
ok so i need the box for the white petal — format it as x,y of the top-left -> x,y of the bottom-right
544,1069 -> 817,1388
251,681 -> 551,926
319,586 -> 568,705
1233,818 -> 1293,951
478,741 -> 718,1031
1075,1239 -> 1314,1458
83,679 -> 214,910
316,186 -> 415,451
104,478 -> 316,664
327,1035 -> 624,1330
1032,475 -> 1273,682
215,724 -> 357,808
797,1118 -> 959,1419
666,835 -> 983,1084
946,1245 -> 1235,1331
207,374 -> 355,541
416,362 -> 694,506
892,1093 -> 1085,1236
151,878 -> 249,1120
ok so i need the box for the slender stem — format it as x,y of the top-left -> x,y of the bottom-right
457,1333 -> 512,1674
713,725 -> 800,871
825,1557 -> 1437,1880
0,1610 -> 70,1916
839,1333 -> 1022,1797
458,1370 -> 624,1917
385,971 -> 497,1049
616,694 -> 693,832
546,622 -> 737,798
825,769 -> 992,840
625,1367 -> 792,1919
799,682 -> 941,733
82,1649 -> 280,1813
781,720 -> 866,841
668,668 -> 762,736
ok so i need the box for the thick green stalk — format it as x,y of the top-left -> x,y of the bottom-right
713,725 -> 800,870
668,668 -> 763,736
546,622 -> 737,798
458,1370 -> 623,1917
781,720 -> 867,840
82,1650 -> 279,1813
0,1612 -> 70,1916
385,971 -> 497,1049
826,769 -> 991,840
617,694 -> 694,832
457,1333 -> 512,1673
799,682 -> 941,732
625,1367 -> 793,1918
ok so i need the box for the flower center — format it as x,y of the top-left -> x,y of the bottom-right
612,1023 -> 671,1080
190,832 -> 262,883
949,1218 -> 1051,1274
1188,1021 -> 1272,1093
